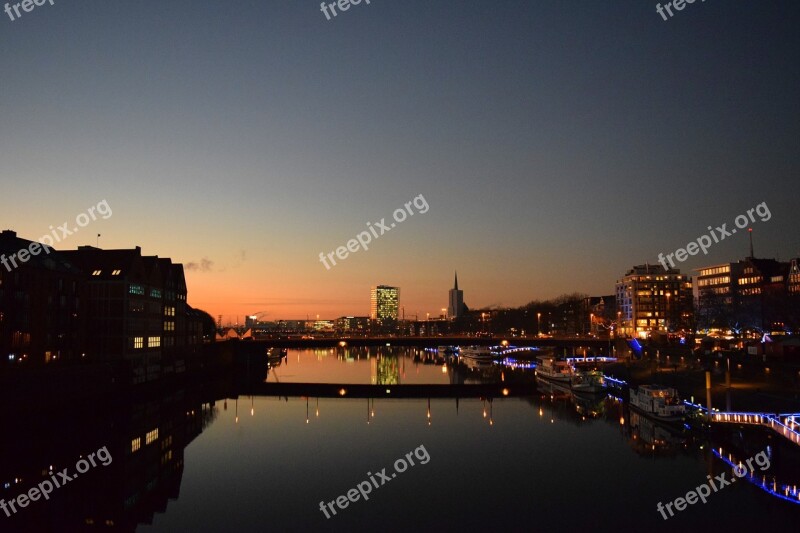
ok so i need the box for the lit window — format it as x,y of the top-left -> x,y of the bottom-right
133,337 -> 144,349
164,321 -> 175,331
111,269 -> 122,276
92,270 -> 102,276
150,289 -> 162,298
148,336 -> 161,348
129,284 -> 145,296
131,437 -> 141,453
146,429 -> 159,445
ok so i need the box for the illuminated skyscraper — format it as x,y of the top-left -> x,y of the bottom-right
370,285 -> 399,324
447,271 -> 464,319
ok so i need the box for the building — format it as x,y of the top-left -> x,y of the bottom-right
695,256 -> 800,333
60,246 -> 199,383
583,295 -> 617,336
335,316 -> 370,334
616,264 -> 693,339
0,230 -> 86,365
0,230 -> 207,382
447,271 -> 465,319
370,285 -> 399,324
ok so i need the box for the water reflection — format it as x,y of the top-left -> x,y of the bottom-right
3,347 -> 799,531
1,383 -> 219,532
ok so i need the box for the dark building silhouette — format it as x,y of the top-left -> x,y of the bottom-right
60,246 -> 201,384
0,230 -> 206,382
696,256 -> 800,332
0,230 -> 86,365
447,271 -> 465,319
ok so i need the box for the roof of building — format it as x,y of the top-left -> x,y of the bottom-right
0,229 -> 82,275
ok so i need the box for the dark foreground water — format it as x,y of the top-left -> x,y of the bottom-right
3,347 -> 799,532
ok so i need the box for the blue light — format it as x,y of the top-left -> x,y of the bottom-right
711,449 -> 800,505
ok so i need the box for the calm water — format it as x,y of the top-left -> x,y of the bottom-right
3,347 -> 800,532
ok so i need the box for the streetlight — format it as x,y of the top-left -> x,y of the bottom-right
537,312 -> 541,337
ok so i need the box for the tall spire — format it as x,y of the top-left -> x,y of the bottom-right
748,228 -> 754,258
454,271 -> 458,290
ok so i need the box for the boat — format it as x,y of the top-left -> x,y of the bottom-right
535,356 -> 574,382
629,385 -> 686,422
437,345 -> 459,355
570,370 -> 606,394
460,346 -> 494,360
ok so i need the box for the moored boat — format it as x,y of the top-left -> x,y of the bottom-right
629,384 -> 686,422
460,345 -> 494,360
535,356 -> 574,382
570,370 -> 606,394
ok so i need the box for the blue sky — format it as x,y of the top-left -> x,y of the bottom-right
1,0 -> 798,321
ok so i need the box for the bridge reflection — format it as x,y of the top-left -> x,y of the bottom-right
241,382 -> 535,399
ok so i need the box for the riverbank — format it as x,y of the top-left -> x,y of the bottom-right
604,357 -> 800,413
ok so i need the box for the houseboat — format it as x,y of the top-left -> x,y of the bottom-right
629,385 -> 686,422
535,356 -> 574,382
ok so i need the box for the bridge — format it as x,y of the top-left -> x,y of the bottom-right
238,382 -> 536,399
230,336 -> 614,353
684,401 -> 800,447
708,411 -> 800,446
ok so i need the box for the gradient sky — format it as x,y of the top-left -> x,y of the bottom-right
1,1 -> 798,323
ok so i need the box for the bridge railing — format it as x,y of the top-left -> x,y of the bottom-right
706,411 -> 800,446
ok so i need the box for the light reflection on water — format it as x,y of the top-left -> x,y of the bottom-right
3,347 -> 799,532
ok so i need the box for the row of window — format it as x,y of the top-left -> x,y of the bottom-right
698,276 -> 730,287
699,266 -> 731,277
132,336 -> 161,349
740,288 -> 762,296
128,285 -> 173,299
92,270 -> 122,276
738,276 -> 763,285
130,428 -> 160,453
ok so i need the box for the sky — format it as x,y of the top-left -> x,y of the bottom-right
1,0 -> 798,323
